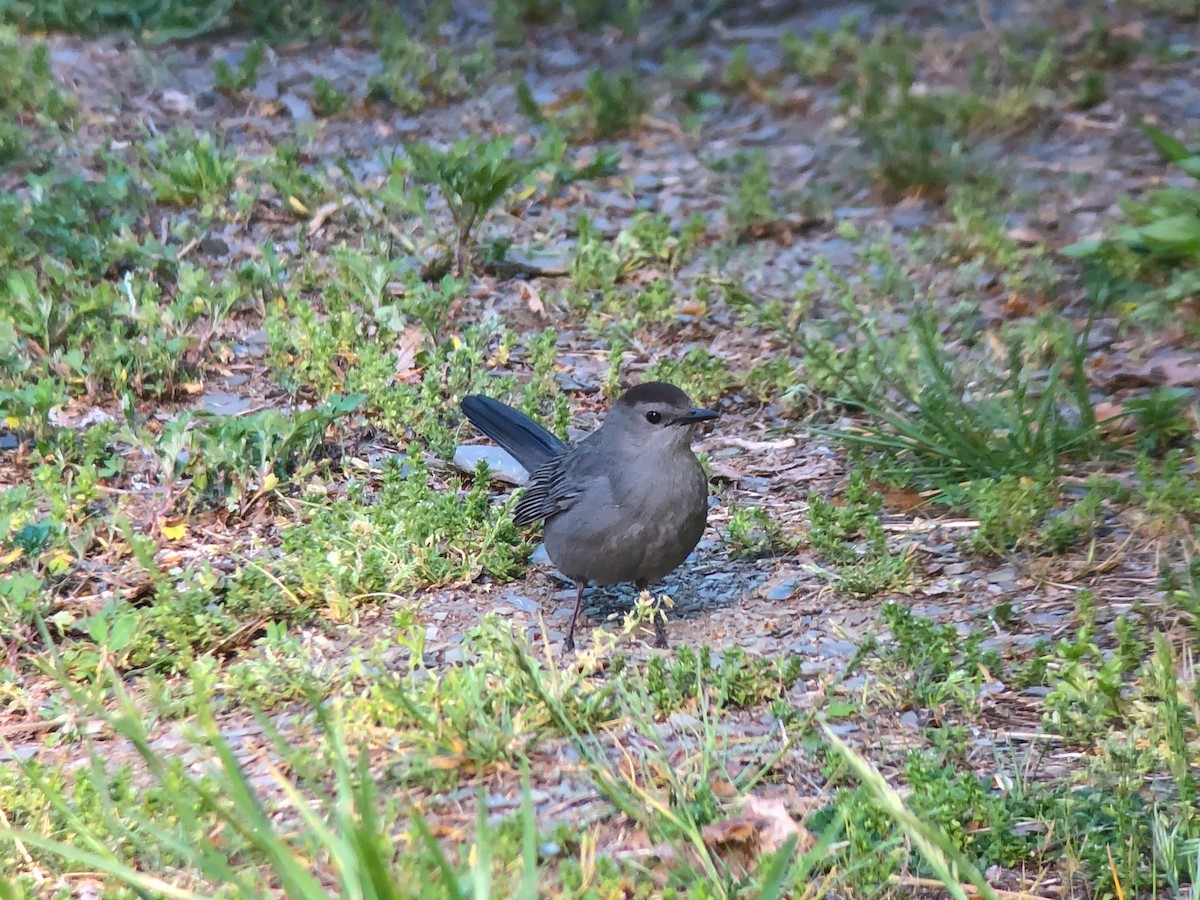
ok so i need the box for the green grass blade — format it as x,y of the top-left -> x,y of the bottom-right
518,765 -> 540,900
409,811 -> 466,900
756,833 -> 800,900
0,828 -> 209,900
822,722 -> 1000,900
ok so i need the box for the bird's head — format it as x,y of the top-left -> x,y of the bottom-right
605,381 -> 719,452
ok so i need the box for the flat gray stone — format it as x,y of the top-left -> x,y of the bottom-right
452,445 -> 527,485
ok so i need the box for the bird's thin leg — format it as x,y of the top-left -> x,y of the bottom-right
564,582 -> 585,652
637,579 -> 669,649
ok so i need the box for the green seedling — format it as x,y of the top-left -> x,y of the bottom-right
141,130 -> 241,208
404,137 -> 536,276
213,39 -> 267,94
582,68 -> 646,138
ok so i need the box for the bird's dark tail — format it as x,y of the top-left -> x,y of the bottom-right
459,395 -> 567,471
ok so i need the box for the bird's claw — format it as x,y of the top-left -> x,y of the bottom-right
653,620 -> 669,650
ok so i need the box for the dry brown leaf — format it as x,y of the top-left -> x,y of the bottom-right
1092,354 -> 1200,390
1155,358 -> 1200,387
1093,400 -> 1137,443
700,796 -> 812,873
307,199 -> 344,235
1002,292 -> 1036,317
394,326 -> 428,381
1111,20 -> 1146,39
707,462 -> 743,483
519,280 -> 545,316
1093,400 -> 1129,425
1007,226 -> 1042,246
710,777 -> 739,799
628,268 -> 664,286
874,483 -> 929,513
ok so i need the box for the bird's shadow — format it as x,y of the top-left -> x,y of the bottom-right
567,559 -> 769,623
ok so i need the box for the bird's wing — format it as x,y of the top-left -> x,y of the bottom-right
513,453 -> 584,526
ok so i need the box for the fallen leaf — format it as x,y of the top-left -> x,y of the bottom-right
308,199 -> 345,236
161,520 -> 187,541
1111,20 -> 1145,39
1093,400 -> 1130,425
710,777 -> 739,799
159,90 -> 196,115
1002,292 -> 1035,317
1091,354 -> 1200,390
1007,225 -> 1042,245
395,325 -> 427,380
700,796 -> 812,873
519,280 -> 545,316
707,462 -> 743,482
874,483 -> 929,513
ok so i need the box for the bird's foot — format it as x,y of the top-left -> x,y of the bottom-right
653,618 -> 669,650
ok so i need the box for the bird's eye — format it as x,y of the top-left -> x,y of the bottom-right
644,410 -> 663,424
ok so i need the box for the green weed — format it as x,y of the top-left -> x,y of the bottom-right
0,167 -> 224,401
867,604 -> 1003,716
0,658 -> 550,895
213,39 -> 267,94
263,140 -> 332,216
723,151 -> 776,237
742,356 -> 808,412
0,27 -> 73,165
568,211 -> 699,330
643,348 -> 732,405
940,181 -> 1057,294
640,644 -> 803,715
779,15 -> 862,83
806,471 -> 912,596
266,282 -> 508,457
2,0 -> 343,38
723,503 -> 794,560
141,129 -> 241,208
581,68 -> 647,138
283,456 -> 532,617
1065,122 -> 1200,326
835,24 -> 1057,197
310,75 -> 349,116
366,9 -> 493,113
403,136 -> 537,276
815,305 -> 1100,486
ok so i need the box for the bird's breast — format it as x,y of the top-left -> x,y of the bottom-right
542,451 -> 709,586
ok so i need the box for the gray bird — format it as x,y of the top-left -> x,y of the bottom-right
460,382 -> 719,651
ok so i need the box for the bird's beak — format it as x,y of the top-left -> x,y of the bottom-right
673,407 -> 720,425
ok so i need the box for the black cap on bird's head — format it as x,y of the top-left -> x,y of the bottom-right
616,381 -> 694,409
610,381 -> 720,434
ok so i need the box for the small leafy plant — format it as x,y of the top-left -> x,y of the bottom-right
582,68 -> 647,138
212,39 -> 267,94
806,471 -> 912,596
141,130 -> 241,208
813,306 -> 1100,485
366,9 -> 493,113
1064,122 -> 1200,323
404,137 -> 537,276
